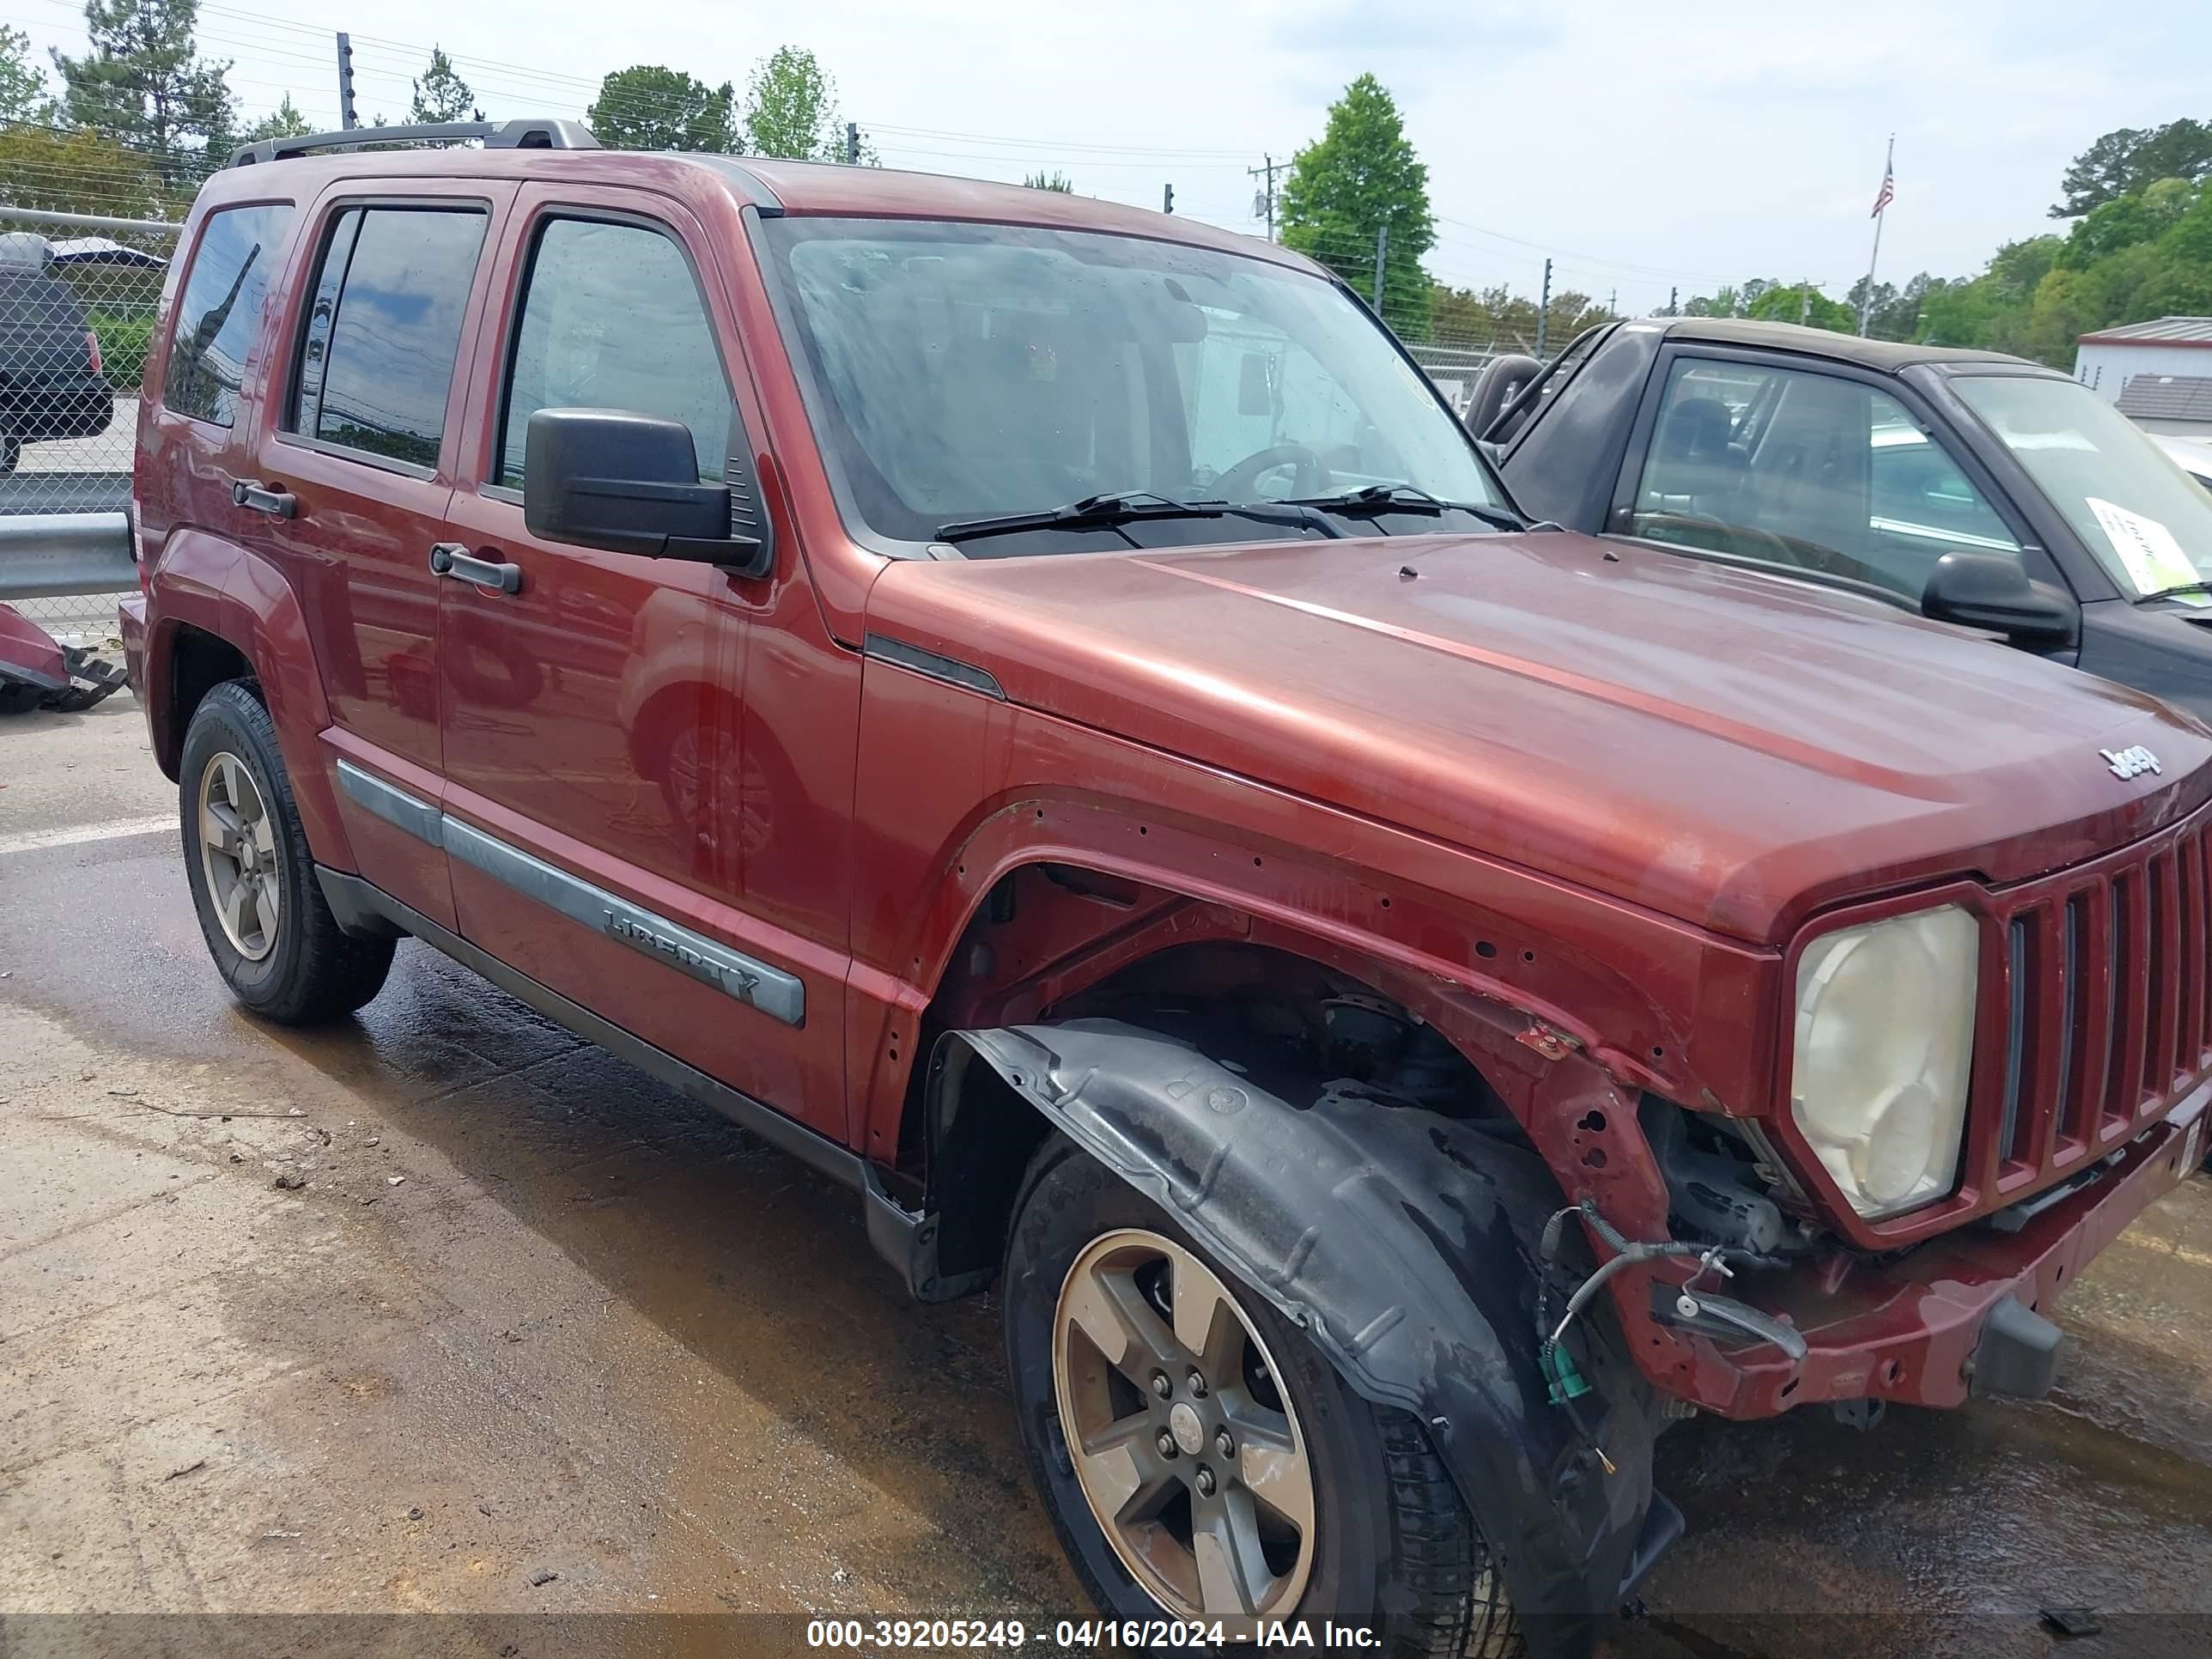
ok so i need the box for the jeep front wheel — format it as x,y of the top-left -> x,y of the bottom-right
179,681 -> 396,1023
1005,1136 -> 1516,1656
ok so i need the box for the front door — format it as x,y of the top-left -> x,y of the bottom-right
246,181 -> 513,931
434,189 -> 833,1133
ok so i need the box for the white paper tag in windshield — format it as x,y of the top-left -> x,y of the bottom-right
2087,496 -> 2198,596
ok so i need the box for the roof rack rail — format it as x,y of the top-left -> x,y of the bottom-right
231,118 -> 600,168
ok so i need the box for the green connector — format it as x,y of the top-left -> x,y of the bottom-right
1543,1346 -> 1591,1404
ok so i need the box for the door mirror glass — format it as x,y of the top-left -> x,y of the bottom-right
522,408 -> 764,574
1921,550 -> 2079,647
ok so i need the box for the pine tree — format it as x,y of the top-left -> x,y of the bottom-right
51,0 -> 235,179
408,46 -> 480,126
238,93 -> 311,146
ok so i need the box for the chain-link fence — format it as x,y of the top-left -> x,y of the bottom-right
0,206 -> 174,641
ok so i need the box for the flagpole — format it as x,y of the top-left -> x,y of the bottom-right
1857,133 -> 1894,336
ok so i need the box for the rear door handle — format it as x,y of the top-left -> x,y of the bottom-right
429,543 -> 523,595
230,479 -> 296,518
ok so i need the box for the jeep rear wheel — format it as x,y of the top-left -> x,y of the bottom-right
1006,1135 -> 1518,1656
180,681 -> 396,1024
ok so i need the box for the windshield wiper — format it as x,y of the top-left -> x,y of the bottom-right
1282,483 -> 1525,532
2137,580 -> 2212,604
937,489 -> 1336,543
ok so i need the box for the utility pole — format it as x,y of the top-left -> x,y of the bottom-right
1247,153 -> 1287,241
1668,284 -> 1677,317
844,122 -> 858,165
335,31 -> 358,130
1800,283 -> 1812,325
1608,287 -> 1616,318
1371,222 -> 1388,313
1534,258 -> 1553,357
1162,183 -> 1175,215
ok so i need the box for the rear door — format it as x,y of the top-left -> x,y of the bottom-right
241,181 -> 513,931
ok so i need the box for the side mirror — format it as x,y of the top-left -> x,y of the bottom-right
522,407 -> 769,578
1921,551 -> 2078,648
1237,351 -> 1273,417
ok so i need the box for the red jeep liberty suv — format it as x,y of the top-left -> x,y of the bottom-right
122,118 -> 2212,1656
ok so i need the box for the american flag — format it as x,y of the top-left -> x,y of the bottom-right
1871,165 -> 1894,219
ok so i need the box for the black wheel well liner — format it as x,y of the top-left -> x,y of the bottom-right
161,623 -> 255,775
916,1017 -> 1669,1636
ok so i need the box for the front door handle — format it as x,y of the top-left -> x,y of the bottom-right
230,479 -> 296,518
429,543 -> 523,595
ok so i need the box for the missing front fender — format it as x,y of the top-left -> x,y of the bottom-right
935,1018 -> 1674,1632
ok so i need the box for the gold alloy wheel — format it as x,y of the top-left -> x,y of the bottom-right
1052,1228 -> 1317,1626
197,750 -> 281,962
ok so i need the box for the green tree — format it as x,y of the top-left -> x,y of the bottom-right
1023,169 -> 1073,192
1747,283 -> 1856,332
2053,118 -> 2212,217
408,45 -> 480,125
587,64 -> 734,152
51,0 -> 235,179
2062,174 -> 2194,264
0,122 -> 165,218
1279,73 -> 1434,333
744,46 -> 872,162
0,23 -> 50,124
236,93 -> 310,146
1425,281 -> 1615,350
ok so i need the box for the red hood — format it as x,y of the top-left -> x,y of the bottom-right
865,532 -> 2212,943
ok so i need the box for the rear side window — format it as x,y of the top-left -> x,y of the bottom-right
495,216 -> 730,488
164,203 -> 294,428
290,205 -> 488,469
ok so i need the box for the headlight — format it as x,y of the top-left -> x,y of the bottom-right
1791,905 -> 1978,1218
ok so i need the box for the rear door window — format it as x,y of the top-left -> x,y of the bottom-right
1623,356 -> 2020,600
164,203 -> 294,428
289,205 -> 488,469
495,216 -> 730,488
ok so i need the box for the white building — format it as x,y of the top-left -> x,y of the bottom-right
2074,316 -> 2212,402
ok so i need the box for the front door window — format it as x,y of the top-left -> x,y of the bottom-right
1626,357 -> 2021,601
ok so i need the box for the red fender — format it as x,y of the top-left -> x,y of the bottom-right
144,527 -> 357,873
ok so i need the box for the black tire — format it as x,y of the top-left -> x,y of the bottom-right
179,680 -> 395,1024
1004,1135 -> 1518,1658
0,432 -> 18,476
0,680 -> 43,714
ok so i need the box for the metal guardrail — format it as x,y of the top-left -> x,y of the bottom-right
1,204 -> 174,635
0,512 -> 135,599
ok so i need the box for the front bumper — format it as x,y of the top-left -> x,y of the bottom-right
1644,1079 -> 2207,1418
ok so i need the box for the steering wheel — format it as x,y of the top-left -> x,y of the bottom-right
1212,442 -> 1327,501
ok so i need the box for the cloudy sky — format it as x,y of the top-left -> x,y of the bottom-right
12,0 -> 2207,312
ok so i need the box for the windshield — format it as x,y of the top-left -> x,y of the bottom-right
755,217 -> 1505,553
1951,374 -> 2212,598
